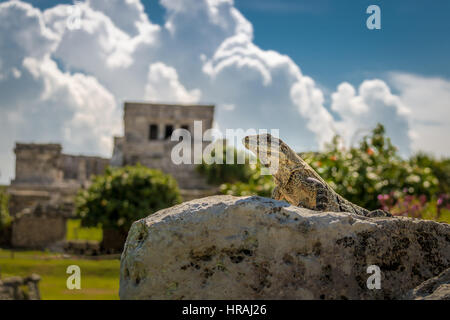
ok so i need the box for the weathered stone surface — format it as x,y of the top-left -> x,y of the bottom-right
404,267 -> 450,300
0,274 -> 41,300
119,195 -> 450,300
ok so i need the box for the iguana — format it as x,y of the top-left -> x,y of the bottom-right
243,134 -> 391,218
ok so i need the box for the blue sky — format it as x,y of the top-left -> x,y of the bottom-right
152,0 -> 450,89
0,0 -> 449,183
19,0 -> 450,90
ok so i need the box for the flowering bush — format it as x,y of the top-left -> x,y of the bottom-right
377,192 -> 450,222
302,124 -> 440,210
378,192 -> 427,218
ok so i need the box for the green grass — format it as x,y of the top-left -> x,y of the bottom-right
66,219 -> 103,242
0,249 -> 119,300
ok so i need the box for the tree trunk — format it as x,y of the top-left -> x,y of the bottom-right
101,228 -> 128,254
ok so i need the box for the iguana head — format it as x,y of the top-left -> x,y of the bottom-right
243,134 -> 300,175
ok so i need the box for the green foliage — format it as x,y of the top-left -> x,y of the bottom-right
0,249 -> 119,300
66,219 -> 103,242
220,162 -> 274,198
197,143 -> 253,184
197,142 -> 275,197
378,193 -> 450,223
75,165 -> 181,232
302,124 -> 441,210
410,153 -> 450,195
0,186 -> 11,230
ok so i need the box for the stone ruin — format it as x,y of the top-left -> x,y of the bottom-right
0,274 -> 41,300
3,102 -> 219,250
8,142 -> 110,219
112,102 -> 217,199
11,203 -> 72,249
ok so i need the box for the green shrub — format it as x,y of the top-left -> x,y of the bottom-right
75,165 -> 181,233
197,142 -> 274,197
197,143 -> 253,185
301,124 -> 441,210
219,162 -> 274,198
66,219 -> 103,242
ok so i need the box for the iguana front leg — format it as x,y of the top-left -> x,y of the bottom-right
281,170 -> 338,211
304,177 -> 336,211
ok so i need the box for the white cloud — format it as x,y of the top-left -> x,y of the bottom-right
389,72 -> 450,157
0,0 -> 447,183
331,82 -> 369,115
0,1 -> 58,69
145,62 -> 201,103
331,79 -> 412,154
0,1 -> 121,183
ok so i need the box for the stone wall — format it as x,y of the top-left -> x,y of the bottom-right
12,142 -> 109,187
9,143 -> 109,221
0,274 -> 41,300
8,189 -> 51,217
61,154 -> 110,183
11,204 -> 69,249
115,102 -> 215,190
13,143 -> 63,185
123,102 -> 214,144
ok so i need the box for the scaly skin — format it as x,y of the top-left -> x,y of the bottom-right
243,134 -> 391,218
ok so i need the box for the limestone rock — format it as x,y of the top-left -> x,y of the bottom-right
0,274 -> 41,300
119,195 -> 450,300
404,267 -> 450,300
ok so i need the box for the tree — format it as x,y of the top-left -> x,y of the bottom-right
75,165 -> 181,234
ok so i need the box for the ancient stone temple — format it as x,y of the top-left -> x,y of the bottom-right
111,102 -> 216,199
8,143 -> 109,218
5,102 -> 218,248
